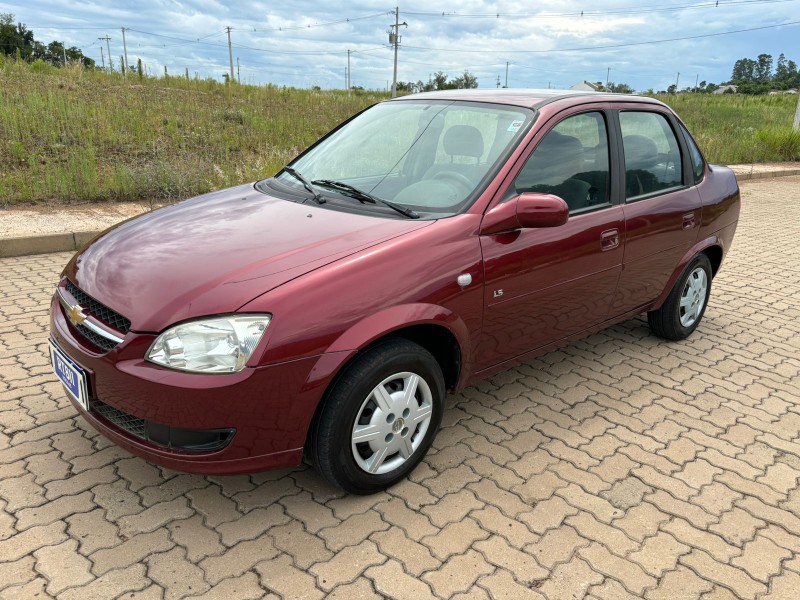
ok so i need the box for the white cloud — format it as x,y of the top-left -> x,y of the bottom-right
3,0 -> 799,91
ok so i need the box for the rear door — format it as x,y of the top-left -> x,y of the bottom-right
477,108 -> 624,369
609,108 -> 702,316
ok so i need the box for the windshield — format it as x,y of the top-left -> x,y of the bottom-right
263,100 -> 533,217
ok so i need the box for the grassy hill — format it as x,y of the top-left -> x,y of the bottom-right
1,59 -> 798,205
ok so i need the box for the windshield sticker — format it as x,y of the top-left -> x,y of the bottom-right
507,121 -> 524,132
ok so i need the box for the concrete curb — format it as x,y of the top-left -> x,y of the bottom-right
0,231 -> 102,259
732,168 -> 800,181
1,166 -> 799,259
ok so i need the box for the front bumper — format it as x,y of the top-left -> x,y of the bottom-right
50,293 -> 337,474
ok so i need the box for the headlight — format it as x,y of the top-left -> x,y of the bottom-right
146,314 -> 271,373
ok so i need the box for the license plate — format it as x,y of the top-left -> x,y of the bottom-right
49,341 -> 89,412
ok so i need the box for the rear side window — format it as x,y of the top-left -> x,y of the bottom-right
680,124 -> 705,182
512,111 -> 610,213
620,112 -> 683,199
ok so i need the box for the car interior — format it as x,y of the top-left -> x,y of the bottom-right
513,130 -> 609,212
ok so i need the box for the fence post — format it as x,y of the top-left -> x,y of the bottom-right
793,92 -> 800,131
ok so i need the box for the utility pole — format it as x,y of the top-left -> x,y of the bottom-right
675,72 -> 680,92
225,26 -> 234,82
237,57 -> 241,84
347,49 -> 351,93
121,28 -> 129,75
389,7 -> 407,98
62,44 -> 67,66
496,75 -> 501,88
505,61 -> 509,88
695,73 -> 699,92
793,93 -> 800,131
99,46 -> 105,69
99,36 -> 112,72
606,66 -> 610,89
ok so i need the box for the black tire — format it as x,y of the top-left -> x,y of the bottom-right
308,338 -> 445,494
648,253 -> 712,341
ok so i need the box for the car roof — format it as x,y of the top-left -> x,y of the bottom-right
391,88 -> 667,111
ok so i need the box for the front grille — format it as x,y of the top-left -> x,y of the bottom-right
66,280 -> 131,333
93,400 -> 147,439
74,324 -> 118,353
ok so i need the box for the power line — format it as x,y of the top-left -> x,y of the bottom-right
403,0 -> 798,19
403,19 -> 800,54
229,11 -> 391,33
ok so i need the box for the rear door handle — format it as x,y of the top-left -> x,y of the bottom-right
682,211 -> 696,229
601,228 -> 620,251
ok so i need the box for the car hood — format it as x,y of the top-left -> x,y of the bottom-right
65,183 -> 432,332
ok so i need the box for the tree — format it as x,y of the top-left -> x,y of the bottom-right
731,58 -> 757,82
0,13 -> 35,59
137,58 -> 143,79
754,53 -> 773,82
0,13 -> 93,67
451,70 -> 478,89
606,81 -> 633,94
432,71 -> 448,90
667,84 -> 677,94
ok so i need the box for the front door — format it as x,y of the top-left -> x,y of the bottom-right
477,110 -> 624,370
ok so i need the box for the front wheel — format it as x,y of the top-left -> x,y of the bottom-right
308,339 -> 445,494
648,253 -> 712,341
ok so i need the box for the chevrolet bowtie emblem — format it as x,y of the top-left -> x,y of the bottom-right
67,304 -> 87,327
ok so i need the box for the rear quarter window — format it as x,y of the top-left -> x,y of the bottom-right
680,124 -> 705,182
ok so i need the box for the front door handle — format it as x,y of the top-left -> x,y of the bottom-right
682,211 -> 696,229
601,228 -> 620,251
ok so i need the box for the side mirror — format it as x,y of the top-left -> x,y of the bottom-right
516,192 -> 569,228
480,192 -> 568,235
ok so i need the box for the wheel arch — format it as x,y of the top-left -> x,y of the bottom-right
650,236 -> 725,310
703,244 -> 723,277
303,305 -> 469,457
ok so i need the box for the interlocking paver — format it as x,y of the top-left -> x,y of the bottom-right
477,569 -> 547,600
309,539 -> 386,591
254,554 -> 323,600
200,535 -> 278,585
366,558 -> 437,600
146,546 -> 210,600
371,527 -> 441,576
680,549 -> 768,598
90,529 -> 174,576
0,556 -> 36,592
1,178 -> 800,599
524,525 -> 589,568
32,538 -> 94,595
475,535 -> 548,583
183,571 -> 265,600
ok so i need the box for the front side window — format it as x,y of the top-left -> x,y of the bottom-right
512,111 -> 610,212
265,100 -> 531,216
620,111 -> 683,199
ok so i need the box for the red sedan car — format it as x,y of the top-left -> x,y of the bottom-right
49,89 -> 739,493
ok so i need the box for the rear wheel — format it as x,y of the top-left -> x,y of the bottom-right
648,254 -> 712,340
308,339 -> 445,494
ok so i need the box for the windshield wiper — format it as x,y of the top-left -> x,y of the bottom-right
312,179 -> 419,219
281,167 -> 326,204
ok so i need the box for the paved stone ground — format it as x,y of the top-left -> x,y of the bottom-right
1,176 -> 799,600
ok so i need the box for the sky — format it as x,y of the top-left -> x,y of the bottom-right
3,0 -> 799,92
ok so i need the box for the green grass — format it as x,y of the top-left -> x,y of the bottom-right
0,58 -> 387,205
1,57 -> 798,205
657,92 -> 800,165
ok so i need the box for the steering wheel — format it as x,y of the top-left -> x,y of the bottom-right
432,171 -> 473,192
